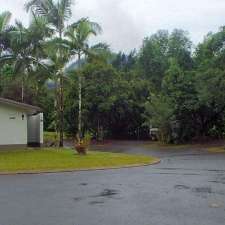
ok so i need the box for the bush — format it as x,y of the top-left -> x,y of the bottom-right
75,132 -> 93,155
44,132 -> 59,147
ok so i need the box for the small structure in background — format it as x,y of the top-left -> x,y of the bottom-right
0,98 -> 43,148
150,128 -> 159,141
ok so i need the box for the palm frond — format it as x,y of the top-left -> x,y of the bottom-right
0,54 -> 15,64
58,0 -> 73,21
25,0 -> 74,32
25,0 -> 39,12
91,43 -> 110,51
64,57 -> 86,74
65,18 -> 102,54
0,11 -> 12,32
29,56 -> 50,70
29,15 -> 54,38
25,0 -> 50,16
43,37 -> 71,66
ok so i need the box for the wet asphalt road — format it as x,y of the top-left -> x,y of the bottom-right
0,141 -> 225,225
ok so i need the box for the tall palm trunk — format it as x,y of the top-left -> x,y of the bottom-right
21,82 -> 24,102
59,30 -> 64,147
54,78 -> 59,143
21,76 -> 24,102
59,73 -> 64,147
78,52 -> 82,139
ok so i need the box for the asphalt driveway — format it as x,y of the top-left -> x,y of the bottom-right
0,141 -> 225,225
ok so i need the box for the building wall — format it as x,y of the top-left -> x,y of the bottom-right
27,113 -> 43,145
0,104 -> 27,146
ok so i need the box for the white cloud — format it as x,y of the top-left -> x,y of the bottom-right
1,0 -> 225,52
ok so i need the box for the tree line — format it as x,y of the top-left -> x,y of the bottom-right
1,0 -> 225,144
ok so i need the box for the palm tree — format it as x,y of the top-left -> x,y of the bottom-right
0,11 -> 11,32
0,20 -> 50,102
25,0 -> 73,147
0,11 -> 12,53
65,18 -> 102,139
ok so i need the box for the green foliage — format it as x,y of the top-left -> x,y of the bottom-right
142,27 -> 225,143
0,11 -> 12,53
112,51 -> 137,72
65,62 -> 151,139
1,5 -> 225,144
44,131 -> 58,146
138,30 -> 169,89
138,29 -> 193,90
144,94 -> 174,143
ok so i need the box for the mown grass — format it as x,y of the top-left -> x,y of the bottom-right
207,147 -> 225,153
143,142 -> 225,153
44,132 -> 73,140
44,132 -> 59,143
0,148 -> 159,174
142,142 -> 194,150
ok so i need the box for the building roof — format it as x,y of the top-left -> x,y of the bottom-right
0,97 -> 42,113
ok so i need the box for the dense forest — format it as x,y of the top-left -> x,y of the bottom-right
1,0 -> 225,144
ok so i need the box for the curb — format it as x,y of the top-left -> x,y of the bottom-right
0,159 -> 161,176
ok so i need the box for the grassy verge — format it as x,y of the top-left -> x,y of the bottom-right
142,142 -> 194,150
44,131 -> 58,140
44,132 -> 58,146
143,142 -> 225,153
0,148 -> 159,174
207,147 -> 225,153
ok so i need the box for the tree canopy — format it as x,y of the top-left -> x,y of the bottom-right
1,3 -> 225,144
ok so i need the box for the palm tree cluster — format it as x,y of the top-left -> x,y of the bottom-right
0,0 -> 102,147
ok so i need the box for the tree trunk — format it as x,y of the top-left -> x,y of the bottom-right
78,52 -> 82,139
59,74 -> 64,147
21,77 -> 24,102
97,118 -> 100,141
58,30 -> 64,147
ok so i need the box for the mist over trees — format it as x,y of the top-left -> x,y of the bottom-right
1,1 -> 225,143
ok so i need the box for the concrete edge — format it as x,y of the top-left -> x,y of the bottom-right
0,159 -> 161,176
0,144 -> 27,150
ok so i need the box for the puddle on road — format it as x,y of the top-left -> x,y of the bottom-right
73,197 -> 84,202
73,189 -> 120,204
209,176 -> 225,185
174,185 -> 225,197
209,180 -> 225,184
94,189 -> 119,198
87,189 -> 121,205
153,172 -> 200,176
79,183 -> 88,186
174,185 -> 212,193
209,202 -> 224,208
174,185 -> 190,190
89,200 -> 105,205
192,187 -> 212,194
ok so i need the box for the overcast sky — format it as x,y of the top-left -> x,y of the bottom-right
1,0 -> 225,52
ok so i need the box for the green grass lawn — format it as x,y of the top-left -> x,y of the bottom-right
143,142 -> 225,153
207,146 -> 225,153
142,142 -> 199,150
0,148 -> 159,174
44,131 -> 58,140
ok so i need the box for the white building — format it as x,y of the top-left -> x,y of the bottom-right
0,98 -> 43,148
